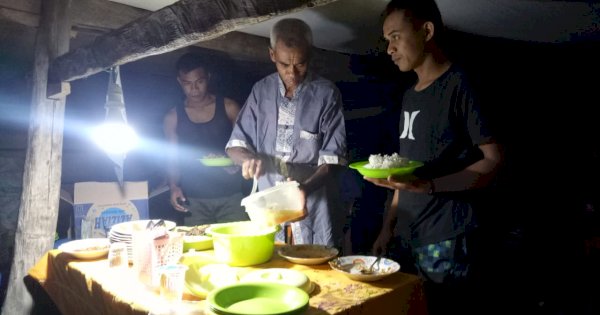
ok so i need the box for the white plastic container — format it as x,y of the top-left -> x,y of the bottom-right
241,181 -> 305,227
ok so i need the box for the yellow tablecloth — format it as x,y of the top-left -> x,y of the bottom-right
29,247 -> 428,315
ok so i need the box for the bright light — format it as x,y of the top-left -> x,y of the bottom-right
91,122 -> 138,154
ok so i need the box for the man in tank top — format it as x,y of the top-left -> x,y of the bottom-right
163,53 -> 249,226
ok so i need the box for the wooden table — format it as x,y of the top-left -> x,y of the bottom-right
28,247 -> 428,315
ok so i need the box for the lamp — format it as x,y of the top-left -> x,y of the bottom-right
91,66 -> 138,186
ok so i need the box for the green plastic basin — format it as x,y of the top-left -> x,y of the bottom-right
207,221 -> 278,267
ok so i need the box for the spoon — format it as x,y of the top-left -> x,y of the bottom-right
250,175 -> 258,195
362,255 -> 382,274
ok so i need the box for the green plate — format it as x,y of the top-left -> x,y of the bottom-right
349,160 -> 424,179
208,283 -> 309,315
199,157 -> 234,167
185,263 -> 240,299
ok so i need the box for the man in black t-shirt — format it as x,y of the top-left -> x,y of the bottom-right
366,1 -> 504,314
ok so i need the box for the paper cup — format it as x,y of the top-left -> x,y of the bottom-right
158,264 -> 188,302
108,242 -> 129,271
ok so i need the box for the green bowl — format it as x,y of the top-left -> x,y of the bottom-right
349,160 -> 424,179
207,221 -> 278,267
180,249 -> 217,267
208,282 -> 309,315
183,235 -> 213,252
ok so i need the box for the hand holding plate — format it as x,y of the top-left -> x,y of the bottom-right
365,174 -> 431,194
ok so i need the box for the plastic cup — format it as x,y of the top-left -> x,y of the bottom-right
108,242 -> 129,271
157,264 -> 188,302
81,218 -> 94,239
131,230 -> 154,285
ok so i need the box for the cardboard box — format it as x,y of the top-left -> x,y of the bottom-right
74,181 -> 148,239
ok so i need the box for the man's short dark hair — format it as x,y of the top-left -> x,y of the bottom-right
384,0 -> 445,42
176,53 -> 210,74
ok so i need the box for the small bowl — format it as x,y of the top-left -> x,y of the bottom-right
278,244 -> 339,265
207,282 -> 309,315
58,238 -> 110,260
183,235 -> 213,252
206,221 -> 278,267
180,249 -> 217,266
328,255 -> 400,282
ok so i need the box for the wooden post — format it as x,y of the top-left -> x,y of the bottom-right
2,0 -> 71,314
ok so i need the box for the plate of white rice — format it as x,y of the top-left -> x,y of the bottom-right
349,154 -> 423,179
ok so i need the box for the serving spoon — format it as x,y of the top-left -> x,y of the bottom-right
250,175 -> 258,195
361,255 -> 382,274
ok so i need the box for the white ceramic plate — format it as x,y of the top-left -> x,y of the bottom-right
109,219 -> 176,235
108,230 -> 132,238
278,244 -> 339,265
328,255 -> 400,282
108,230 -> 131,241
58,238 -> 110,260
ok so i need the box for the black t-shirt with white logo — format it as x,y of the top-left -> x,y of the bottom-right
395,63 -> 493,246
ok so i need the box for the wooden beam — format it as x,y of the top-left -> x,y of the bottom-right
0,0 -> 279,64
0,0 -> 40,15
1,0 -> 71,314
0,6 -> 39,27
70,0 -> 147,31
0,0 -> 148,29
47,0 -> 72,99
47,81 -> 71,99
49,0 -> 341,82
194,30 -> 271,62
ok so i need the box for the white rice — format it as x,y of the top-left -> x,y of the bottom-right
365,153 -> 409,169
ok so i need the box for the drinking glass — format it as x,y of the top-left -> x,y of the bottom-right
81,218 -> 94,239
158,264 -> 188,302
108,242 -> 129,271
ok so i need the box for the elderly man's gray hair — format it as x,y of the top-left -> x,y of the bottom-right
269,18 -> 313,49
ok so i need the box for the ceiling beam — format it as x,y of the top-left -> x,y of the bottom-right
0,0 -> 39,14
0,6 -> 39,27
1,0 -> 269,63
0,0 -> 148,29
70,0 -> 147,31
48,0 -> 340,83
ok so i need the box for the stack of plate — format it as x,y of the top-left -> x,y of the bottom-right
108,219 -> 176,261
